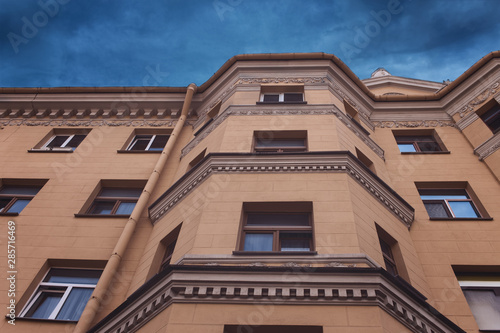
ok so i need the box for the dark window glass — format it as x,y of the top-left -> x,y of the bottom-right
149,135 -> 169,150
480,104 -> 500,134
283,93 -> 303,102
263,94 -> 280,102
395,135 -> 442,152
0,185 -> 42,214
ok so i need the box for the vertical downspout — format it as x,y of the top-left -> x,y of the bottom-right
74,83 -> 197,333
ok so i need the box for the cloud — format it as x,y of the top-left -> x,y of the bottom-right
1,0 -> 499,87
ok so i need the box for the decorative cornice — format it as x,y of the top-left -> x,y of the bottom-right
0,119 -> 194,127
181,104 -> 385,160
372,120 -> 456,128
236,77 -> 329,85
149,152 -> 414,227
455,112 -> 479,131
177,253 -> 380,268
455,80 -> 500,118
89,265 -> 465,333
474,131 -> 500,160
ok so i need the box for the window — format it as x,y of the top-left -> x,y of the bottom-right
479,103 -> 500,134
0,186 -> 41,214
355,147 -> 375,173
87,187 -> 142,215
419,189 -> 481,219
126,134 -> 169,151
375,224 -> 408,280
457,274 -> 500,331
20,268 -> 101,321
253,131 -> 307,153
31,129 -> 90,152
261,93 -> 304,103
393,129 -> 447,153
0,180 -> 47,215
159,224 -> 181,272
258,85 -> 306,104
238,202 -> 313,253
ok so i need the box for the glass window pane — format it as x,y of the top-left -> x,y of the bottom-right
420,195 -> 468,200
115,202 -> 136,215
244,233 -> 273,251
384,258 -> 398,276
7,199 -> 31,213
89,201 -> 115,215
397,143 -> 416,152
45,269 -> 101,284
149,135 -> 169,150
247,213 -> 309,226
417,141 -> 441,152
99,188 -> 142,198
424,202 -> 449,218
47,135 -> 70,148
27,292 -> 63,319
463,289 -> 500,330
0,186 -> 41,195
280,233 -> 311,251
66,135 -> 86,149
256,139 -> 305,148
56,288 -> 93,321
449,201 -> 479,218
263,94 -> 279,102
0,198 -> 11,212
283,93 -> 303,102
129,135 -> 152,150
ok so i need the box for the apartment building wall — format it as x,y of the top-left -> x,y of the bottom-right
0,52 -> 499,333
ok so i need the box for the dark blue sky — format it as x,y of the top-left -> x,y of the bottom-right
1,0 -> 499,88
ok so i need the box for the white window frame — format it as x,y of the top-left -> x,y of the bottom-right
42,134 -> 83,151
126,134 -> 167,151
20,268 -> 100,320
259,93 -> 303,103
458,278 -> 500,330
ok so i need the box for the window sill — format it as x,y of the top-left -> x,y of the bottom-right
429,217 -> 493,221
116,150 -> 162,154
256,101 -> 307,105
74,214 -> 131,218
232,251 -> 317,255
28,148 -> 73,153
401,151 -> 451,155
0,212 -> 19,216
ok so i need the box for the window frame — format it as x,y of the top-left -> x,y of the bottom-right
418,188 -> 482,219
457,275 -> 500,331
19,268 -> 101,321
86,188 -> 142,216
42,134 -> 87,151
393,130 -> 448,154
478,102 -> 500,134
125,134 -> 170,151
253,131 -> 308,153
30,129 -> 90,153
236,202 -> 315,254
259,92 -> 305,103
0,185 -> 41,215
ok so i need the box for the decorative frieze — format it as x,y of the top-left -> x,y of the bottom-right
89,265 -> 465,333
474,131 -> 500,160
0,118 -> 194,127
455,81 -> 500,118
149,152 -> 414,228
373,120 -> 456,128
182,104 -> 385,160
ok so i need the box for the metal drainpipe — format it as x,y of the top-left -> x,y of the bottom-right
74,83 -> 197,333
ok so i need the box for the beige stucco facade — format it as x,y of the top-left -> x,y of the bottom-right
1,52 -> 499,333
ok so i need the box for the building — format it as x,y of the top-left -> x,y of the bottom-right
0,52 -> 499,333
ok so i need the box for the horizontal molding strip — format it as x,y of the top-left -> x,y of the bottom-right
149,152 -> 414,227
180,104 -> 385,160
89,265 -> 464,333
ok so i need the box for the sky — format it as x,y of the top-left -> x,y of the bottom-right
1,0 -> 499,88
